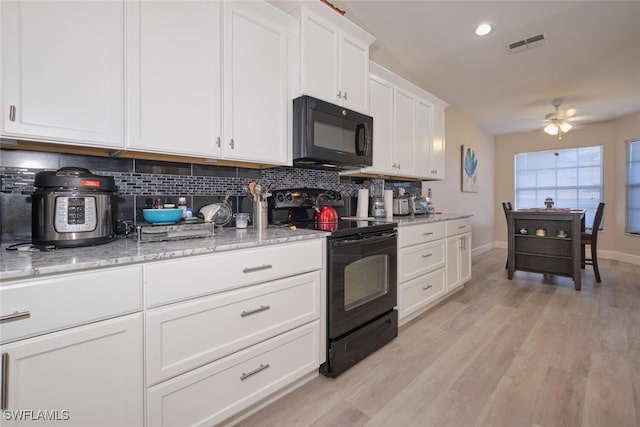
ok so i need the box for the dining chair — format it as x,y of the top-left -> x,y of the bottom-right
502,202 -> 513,268
581,202 -> 605,282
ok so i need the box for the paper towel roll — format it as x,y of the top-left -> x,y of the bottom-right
384,190 -> 393,220
356,188 -> 369,218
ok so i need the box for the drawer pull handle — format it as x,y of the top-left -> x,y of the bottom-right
422,285 -> 433,291
1,353 -> 8,410
240,305 -> 270,318
0,311 -> 30,323
458,225 -> 467,229
9,105 -> 16,122
242,264 -> 273,273
423,232 -> 434,236
422,253 -> 432,258
240,363 -> 270,381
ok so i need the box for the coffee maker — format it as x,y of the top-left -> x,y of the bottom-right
369,178 -> 386,218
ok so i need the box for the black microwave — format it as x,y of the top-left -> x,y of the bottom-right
293,95 -> 373,170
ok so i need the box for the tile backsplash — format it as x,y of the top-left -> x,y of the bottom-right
0,149 -> 421,243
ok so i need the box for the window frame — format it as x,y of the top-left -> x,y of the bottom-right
626,139 -> 640,235
514,145 -> 604,229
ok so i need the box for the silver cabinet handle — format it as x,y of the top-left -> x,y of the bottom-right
337,90 -> 342,99
1,353 -> 8,410
0,311 -> 30,324
458,225 -> 467,229
422,253 -> 432,258
422,285 -> 433,291
423,232 -> 434,236
216,137 -> 221,148
9,105 -> 16,122
229,138 -> 235,149
240,305 -> 270,318
343,91 -> 348,100
240,363 -> 270,381
242,264 -> 273,273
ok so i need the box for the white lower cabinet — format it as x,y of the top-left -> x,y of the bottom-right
398,219 -> 472,324
147,322 -> 319,427
144,239 -> 325,425
0,314 -> 143,427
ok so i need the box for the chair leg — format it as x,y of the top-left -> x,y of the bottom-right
591,243 -> 601,282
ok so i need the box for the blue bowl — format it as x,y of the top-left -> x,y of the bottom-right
143,208 -> 183,224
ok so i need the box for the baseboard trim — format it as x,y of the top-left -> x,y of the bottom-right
472,242 -> 495,257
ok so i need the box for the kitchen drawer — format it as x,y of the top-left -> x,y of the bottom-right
398,222 -> 446,248
146,271 -> 321,385
446,218 -> 472,237
399,268 -> 446,320
146,239 -> 323,307
398,239 -> 445,283
0,266 -> 143,344
146,322 -> 319,427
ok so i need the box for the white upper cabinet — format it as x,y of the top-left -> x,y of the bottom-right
346,61 -> 448,180
126,0 -> 221,157
127,1 -> 294,165
221,2 -> 293,164
1,0 -> 124,147
294,2 -> 374,114
365,74 -> 395,175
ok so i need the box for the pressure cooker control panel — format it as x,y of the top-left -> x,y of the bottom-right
54,197 -> 97,233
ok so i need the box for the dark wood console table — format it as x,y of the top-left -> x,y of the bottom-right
507,209 -> 586,290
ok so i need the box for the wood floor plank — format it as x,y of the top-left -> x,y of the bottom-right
230,250 -> 640,427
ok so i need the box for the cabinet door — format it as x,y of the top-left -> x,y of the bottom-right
2,0 -> 123,147
415,100 -> 433,179
394,88 -> 416,176
222,2 -> 291,164
126,0 -> 221,157
446,236 -> 461,290
339,34 -> 369,113
300,9 -> 339,105
365,74 -> 395,175
431,106 -> 446,179
0,314 -> 142,427
460,233 -> 472,284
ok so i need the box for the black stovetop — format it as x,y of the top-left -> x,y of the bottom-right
283,218 -> 396,238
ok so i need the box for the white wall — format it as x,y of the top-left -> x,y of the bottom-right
423,105 -> 496,254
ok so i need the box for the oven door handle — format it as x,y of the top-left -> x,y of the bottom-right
331,231 -> 397,246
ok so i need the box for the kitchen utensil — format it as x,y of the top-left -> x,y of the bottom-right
214,196 -> 233,227
143,208 -> 183,224
233,213 -> 250,229
255,183 -> 263,199
248,182 -> 257,202
31,167 -> 115,248
314,205 -> 338,224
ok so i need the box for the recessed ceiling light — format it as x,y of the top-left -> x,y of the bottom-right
475,23 -> 492,36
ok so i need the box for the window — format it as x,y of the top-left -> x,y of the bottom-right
514,146 -> 603,227
626,139 -> 640,234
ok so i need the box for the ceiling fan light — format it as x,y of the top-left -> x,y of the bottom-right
559,122 -> 572,133
544,123 -> 559,135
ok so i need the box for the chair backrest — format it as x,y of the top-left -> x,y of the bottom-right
590,202 -> 605,243
502,202 -> 513,222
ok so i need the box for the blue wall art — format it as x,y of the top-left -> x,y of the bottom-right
462,145 -> 478,192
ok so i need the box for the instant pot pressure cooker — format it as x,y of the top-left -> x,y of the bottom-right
32,167 -> 115,248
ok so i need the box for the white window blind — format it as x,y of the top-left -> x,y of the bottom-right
626,139 -> 640,234
514,146 -> 603,227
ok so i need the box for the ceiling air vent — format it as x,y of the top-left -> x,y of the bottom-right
508,33 -> 546,53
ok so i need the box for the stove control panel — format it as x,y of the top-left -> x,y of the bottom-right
271,188 -> 343,209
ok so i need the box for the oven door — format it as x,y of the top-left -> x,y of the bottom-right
327,230 -> 397,339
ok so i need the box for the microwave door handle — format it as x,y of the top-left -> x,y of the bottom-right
355,123 -> 368,156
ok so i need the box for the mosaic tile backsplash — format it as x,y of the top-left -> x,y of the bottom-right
0,149 -> 421,242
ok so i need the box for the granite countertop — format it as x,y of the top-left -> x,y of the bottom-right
0,227 -> 329,282
392,213 -> 472,226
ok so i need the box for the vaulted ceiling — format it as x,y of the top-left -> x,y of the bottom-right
333,1 -> 640,135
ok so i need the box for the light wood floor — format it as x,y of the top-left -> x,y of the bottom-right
233,249 -> 640,427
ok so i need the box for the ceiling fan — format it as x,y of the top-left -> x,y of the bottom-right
543,98 -> 576,139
